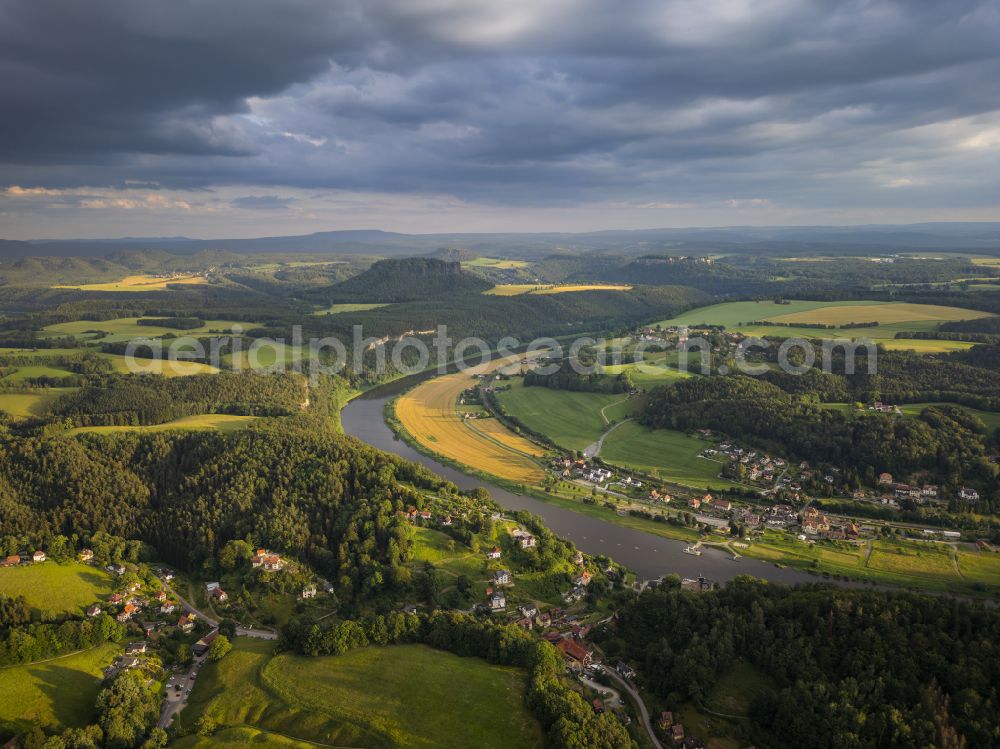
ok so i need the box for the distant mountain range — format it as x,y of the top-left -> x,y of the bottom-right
4,222 -> 1000,260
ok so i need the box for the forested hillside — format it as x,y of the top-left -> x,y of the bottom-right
318,258 -> 492,302
46,372 -> 306,426
601,578 -> 1000,749
0,426 -> 447,602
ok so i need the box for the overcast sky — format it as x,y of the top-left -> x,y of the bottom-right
2,0 -> 1000,239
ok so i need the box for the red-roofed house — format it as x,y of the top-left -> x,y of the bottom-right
556,638 -> 593,665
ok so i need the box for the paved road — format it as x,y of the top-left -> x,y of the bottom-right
159,650 -> 210,728
603,667 -> 663,749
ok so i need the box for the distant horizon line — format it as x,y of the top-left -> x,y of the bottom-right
12,219 -> 1000,245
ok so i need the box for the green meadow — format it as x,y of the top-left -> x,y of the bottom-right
655,299 -> 992,341
180,639 -> 543,749
65,414 -> 261,436
496,379 -> 639,451
600,421 -> 744,489
0,643 -> 121,738
0,389 -> 72,418
0,562 -> 113,618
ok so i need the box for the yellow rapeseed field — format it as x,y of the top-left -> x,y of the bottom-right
395,357 -> 546,482
484,284 -> 632,296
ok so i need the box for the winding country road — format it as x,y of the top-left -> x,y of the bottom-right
604,667 -> 663,749
582,417 -> 634,458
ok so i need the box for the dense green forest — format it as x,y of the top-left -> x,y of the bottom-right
600,578 -> 1000,749
44,372 -> 306,426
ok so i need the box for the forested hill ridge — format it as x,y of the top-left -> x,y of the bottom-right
600,578 -> 1000,749
44,372 -> 307,427
317,257 -> 492,303
0,425 -> 444,602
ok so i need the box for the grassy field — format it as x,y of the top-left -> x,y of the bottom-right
311,303 -> 390,315
0,643 -> 121,738
173,726 -> 319,748
52,273 -> 208,292
956,549 -> 1000,585
43,318 -> 249,342
0,389 -> 71,418
602,359 -> 694,388
0,562 -> 113,617
1,365 -> 74,382
496,379 -> 638,451
395,359 -> 545,483
182,640 -> 543,749
66,414 -> 260,436
655,300 -> 992,340
600,421 -> 743,489
485,284 -> 632,296
733,531 -> 1000,593
463,257 -> 530,269
225,342 -> 304,370
99,356 -> 221,377
866,540 -> 960,584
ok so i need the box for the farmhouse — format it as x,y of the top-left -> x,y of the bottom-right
2,555 -> 20,567
211,588 -> 229,603
251,548 -> 285,570
86,604 -> 102,617
493,569 -> 512,586
177,614 -> 195,633
486,546 -> 502,560
489,591 -> 507,610
32,550 -> 46,562
556,638 -> 593,666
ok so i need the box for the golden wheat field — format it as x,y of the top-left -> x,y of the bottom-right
395,358 -> 546,482
52,274 -> 209,292
484,284 -> 632,296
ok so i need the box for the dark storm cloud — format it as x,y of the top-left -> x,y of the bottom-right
2,0 -> 1000,222
232,195 -> 295,210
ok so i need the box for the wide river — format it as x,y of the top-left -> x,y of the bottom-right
342,379 -> 835,585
